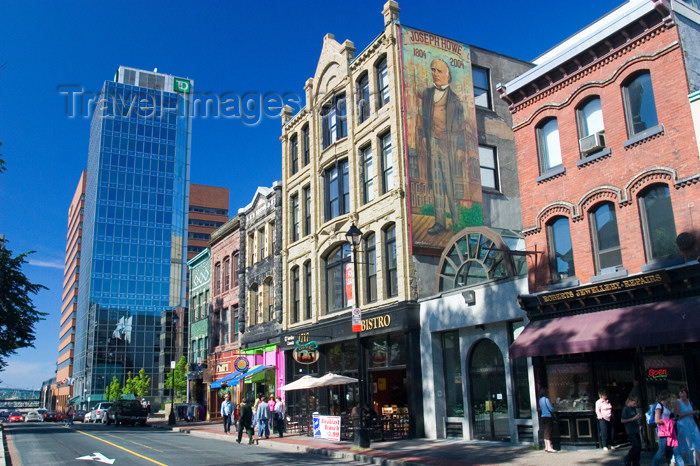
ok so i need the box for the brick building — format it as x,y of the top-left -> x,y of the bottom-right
501,0 -> 700,448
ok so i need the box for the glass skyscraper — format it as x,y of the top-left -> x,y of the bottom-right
73,66 -> 193,407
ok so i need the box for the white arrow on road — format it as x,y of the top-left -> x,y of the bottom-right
76,452 -> 115,464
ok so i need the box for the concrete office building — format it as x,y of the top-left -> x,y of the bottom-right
72,66 -> 193,408
54,171 -> 87,411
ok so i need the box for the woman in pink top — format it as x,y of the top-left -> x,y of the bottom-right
596,389 -> 613,451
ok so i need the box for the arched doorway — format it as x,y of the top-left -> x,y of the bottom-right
469,339 -> 509,441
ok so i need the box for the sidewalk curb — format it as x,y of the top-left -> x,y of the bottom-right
151,423 -> 420,465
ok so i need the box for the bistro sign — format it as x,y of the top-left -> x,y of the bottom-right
537,271 -> 669,305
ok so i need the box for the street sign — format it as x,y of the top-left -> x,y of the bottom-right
170,360 -> 176,369
352,307 -> 362,332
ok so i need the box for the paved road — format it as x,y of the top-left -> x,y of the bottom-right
5,421 -> 373,465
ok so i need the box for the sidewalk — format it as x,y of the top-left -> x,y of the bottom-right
148,418 -> 659,465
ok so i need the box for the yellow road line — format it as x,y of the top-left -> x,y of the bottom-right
68,427 -> 168,466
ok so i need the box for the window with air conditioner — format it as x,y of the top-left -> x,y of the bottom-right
577,97 -> 606,155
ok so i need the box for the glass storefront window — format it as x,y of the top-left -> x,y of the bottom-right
329,344 -> 342,372
442,331 -> 463,417
389,333 -> 406,366
644,354 -> 687,408
368,333 -> 405,368
510,321 -> 531,419
546,363 -> 593,412
370,337 -> 388,368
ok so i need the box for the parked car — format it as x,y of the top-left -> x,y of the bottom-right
73,410 -> 87,422
105,399 -> 148,427
84,410 -> 93,422
25,410 -> 42,422
9,412 -> 24,422
92,402 -> 113,423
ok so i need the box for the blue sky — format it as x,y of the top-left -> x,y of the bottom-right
0,0 -> 624,389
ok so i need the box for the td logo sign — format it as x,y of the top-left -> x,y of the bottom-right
174,78 -> 191,93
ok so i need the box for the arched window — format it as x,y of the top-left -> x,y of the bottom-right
589,202 -> 622,273
304,261 -> 312,320
385,226 -> 398,298
264,277 -> 274,322
547,217 -> 575,282
638,184 -> 678,260
537,118 -> 562,172
365,233 -> 377,303
437,227 -> 521,292
356,72 -> 370,123
302,124 -> 310,166
376,56 -> 389,108
577,96 -> 605,138
291,267 -> 300,323
622,71 -> 658,137
324,159 -> 349,221
325,243 -> 352,313
249,283 -> 259,326
290,134 -> 299,176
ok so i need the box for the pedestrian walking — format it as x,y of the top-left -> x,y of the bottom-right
652,390 -> 685,466
539,388 -> 558,453
675,386 -> 700,465
236,399 -> 254,445
621,396 -> 642,466
596,389 -> 613,451
65,403 -> 74,426
274,396 -> 286,438
256,394 -> 270,439
221,394 -> 233,434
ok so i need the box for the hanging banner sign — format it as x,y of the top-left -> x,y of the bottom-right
293,340 -> 320,365
352,308 -> 362,333
234,357 -> 249,373
345,263 -> 354,307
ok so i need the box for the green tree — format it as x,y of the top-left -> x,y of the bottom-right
122,368 -> 151,398
164,356 -> 188,399
105,376 -> 122,402
0,246 -> 47,371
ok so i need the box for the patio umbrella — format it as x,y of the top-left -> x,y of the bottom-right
312,372 -> 358,387
280,375 -> 319,391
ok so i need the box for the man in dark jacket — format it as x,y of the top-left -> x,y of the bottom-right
236,399 -> 254,444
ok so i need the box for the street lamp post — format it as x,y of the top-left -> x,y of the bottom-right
168,312 -> 179,426
346,223 -> 370,448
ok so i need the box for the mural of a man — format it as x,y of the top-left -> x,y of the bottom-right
421,58 -> 466,235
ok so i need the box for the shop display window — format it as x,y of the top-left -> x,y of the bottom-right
546,363 -> 594,412
369,333 -> 406,368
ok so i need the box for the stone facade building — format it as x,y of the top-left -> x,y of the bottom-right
279,1 -> 533,441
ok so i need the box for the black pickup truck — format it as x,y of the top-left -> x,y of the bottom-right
104,399 -> 148,426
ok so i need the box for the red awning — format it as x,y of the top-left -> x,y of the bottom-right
509,296 -> 700,358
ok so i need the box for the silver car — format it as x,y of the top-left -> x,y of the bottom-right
24,410 -> 42,422
91,402 -> 113,423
